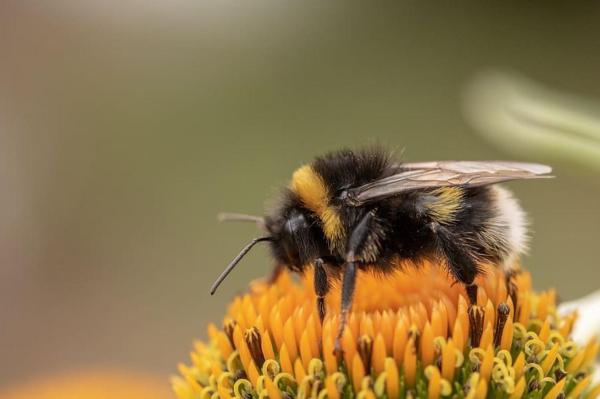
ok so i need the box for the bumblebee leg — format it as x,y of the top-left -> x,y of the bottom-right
334,210 -> 375,358
334,260 -> 357,358
314,258 -> 330,324
466,284 -> 478,306
432,223 -> 479,305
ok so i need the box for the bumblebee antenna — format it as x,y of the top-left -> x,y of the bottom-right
217,212 -> 265,228
210,236 -> 273,295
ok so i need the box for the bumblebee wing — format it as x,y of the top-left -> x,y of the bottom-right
345,161 -> 552,206
401,161 -> 552,174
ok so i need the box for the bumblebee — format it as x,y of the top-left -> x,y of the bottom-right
210,148 -> 551,354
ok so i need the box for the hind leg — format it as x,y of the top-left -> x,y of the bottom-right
432,223 -> 479,305
465,283 -> 478,306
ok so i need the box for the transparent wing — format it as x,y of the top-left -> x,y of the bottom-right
401,161 -> 552,174
345,161 -> 552,206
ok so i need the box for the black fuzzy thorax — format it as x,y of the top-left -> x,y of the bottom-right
311,148 -> 398,193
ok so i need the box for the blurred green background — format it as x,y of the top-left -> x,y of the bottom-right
1,1 -> 599,389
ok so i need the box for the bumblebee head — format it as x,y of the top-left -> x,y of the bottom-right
265,207 -> 326,271
210,204 -> 327,295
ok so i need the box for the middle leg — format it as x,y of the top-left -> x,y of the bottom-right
334,210 -> 376,357
334,259 -> 357,358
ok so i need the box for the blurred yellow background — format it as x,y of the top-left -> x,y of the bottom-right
1,1 -> 599,389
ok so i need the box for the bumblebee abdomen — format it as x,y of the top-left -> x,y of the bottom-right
423,187 -> 465,224
480,185 -> 528,268
445,185 -> 527,269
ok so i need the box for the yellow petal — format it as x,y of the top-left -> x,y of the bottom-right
351,352 -> 366,391
508,377 -> 526,399
421,322 -> 435,367
403,338 -> 417,388
384,357 -> 399,399
568,375 -> 591,399
372,334 -> 387,376
543,378 -> 566,399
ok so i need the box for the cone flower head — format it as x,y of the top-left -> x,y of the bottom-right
174,262 -> 599,399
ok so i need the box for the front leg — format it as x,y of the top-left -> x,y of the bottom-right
313,258 -> 330,324
334,210 -> 376,358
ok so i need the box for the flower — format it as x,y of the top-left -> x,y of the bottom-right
0,370 -> 170,399
174,261 -> 599,399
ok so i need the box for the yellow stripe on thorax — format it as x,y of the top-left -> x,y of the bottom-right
290,165 -> 344,246
426,187 -> 463,223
